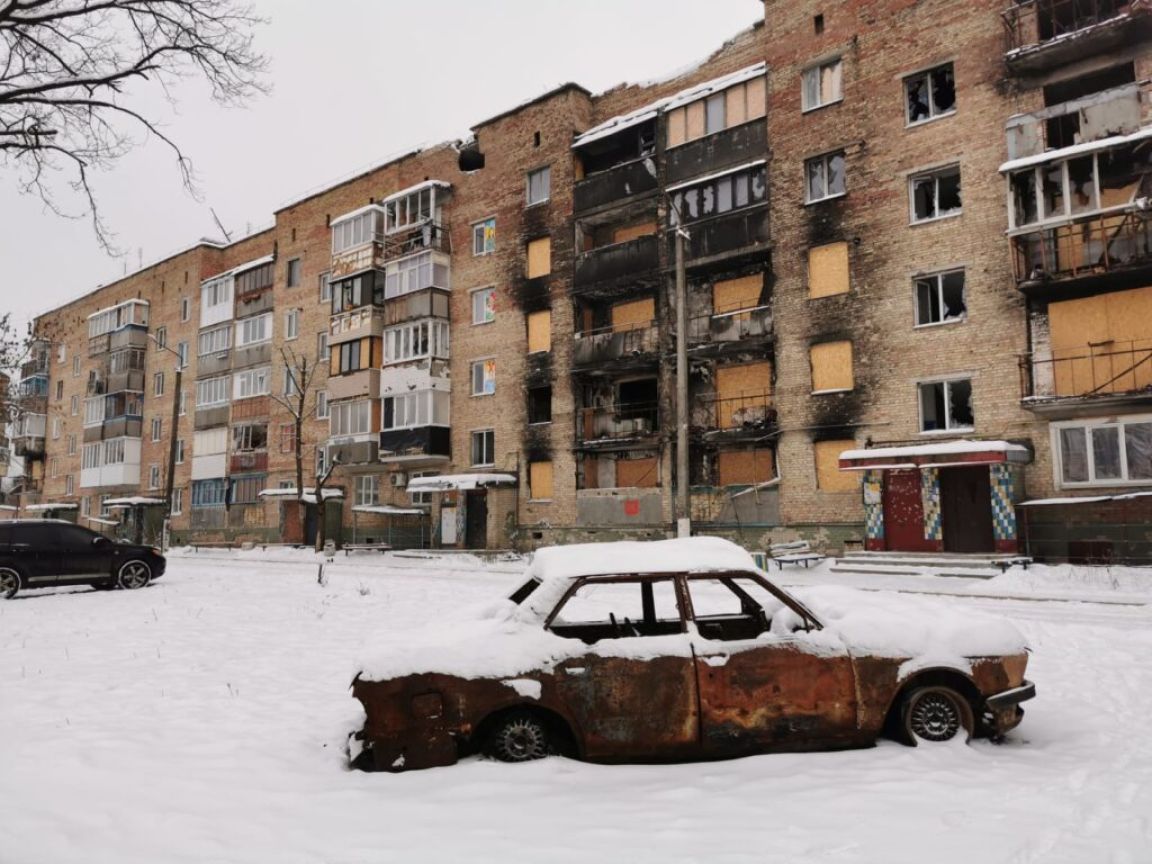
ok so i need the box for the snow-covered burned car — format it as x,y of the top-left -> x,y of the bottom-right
349,538 -> 1034,771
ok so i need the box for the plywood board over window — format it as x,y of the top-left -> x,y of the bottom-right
713,274 -> 762,315
808,242 -> 850,298
611,297 -> 656,332
527,237 -> 551,278
715,361 -> 773,429
810,340 -> 854,392
1048,285 -> 1152,397
529,460 -> 554,500
814,440 -> 859,491
616,456 -> 659,488
717,448 -> 775,486
527,310 -> 551,353
612,222 -> 657,244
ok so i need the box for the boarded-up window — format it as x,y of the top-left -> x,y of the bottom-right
529,460 -> 554,500
611,297 -> 655,332
717,449 -> 775,486
712,274 -> 762,314
527,310 -> 551,353
725,86 -> 747,127
808,242 -> 850,298
815,440 -> 858,491
745,76 -> 766,120
616,456 -> 659,488
527,237 -> 551,278
715,362 -> 772,428
1048,285 -> 1152,397
810,341 -> 854,392
686,100 -> 706,141
665,76 -> 766,149
612,221 -> 657,244
667,110 -> 686,147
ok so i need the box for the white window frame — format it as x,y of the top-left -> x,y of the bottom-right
329,399 -> 373,437
285,309 -> 299,341
917,377 -> 974,434
196,375 -> 230,408
1051,415 -> 1152,488
904,62 -> 956,127
151,417 -> 163,442
470,358 -> 496,396
382,320 -> 450,365
237,313 -> 272,347
317,332 -> 330,362
472,217 -> 496,256
471,287 -> 496,325
154,326 -> 167,350
409,470 -> 438,506
319,271 -> 333,303
354,474 -> 379,507
316,390 -> 329,419
286,257 -> 302,288
149,464 -> 161,490
471,429 -> 495,467
331,208 -> 383,254
909,164 -> 962,224
176,439 -> 185,464
180,296 -> 191,322
171,487 -> 183,516
801,57 -> 843,112
805,150 -> 846,204
198,324 -> 231,356
233,366 -> 271,400
527,166 -> 551,206
913,268 -> 967,329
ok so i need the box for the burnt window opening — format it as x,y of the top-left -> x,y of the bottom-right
617,378 -> 658,424
813,13 -> 825,34
911,165 -> 961,222
919,379 -> 973,432
1037,0 -> 1126,42
914,270 -> 966,327
527,386 -> 552,424
577,120 -> 657,177
1042,64 -> 1137,149
670,164 -> 768,225
905,63 -> 955,125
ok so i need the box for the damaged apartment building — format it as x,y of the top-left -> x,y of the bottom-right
15,1 -> 1152,561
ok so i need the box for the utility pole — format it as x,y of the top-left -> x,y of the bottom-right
674,225 -> 691,538
149,332 -> 184,552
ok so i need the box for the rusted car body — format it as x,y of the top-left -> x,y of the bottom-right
350,539 -> 1034,772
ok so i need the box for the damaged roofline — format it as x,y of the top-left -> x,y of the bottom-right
470,82 -> 593,132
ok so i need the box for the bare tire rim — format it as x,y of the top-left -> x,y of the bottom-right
0,570 -> 17,599
910,691 -> 963,742
495,718 -> 549,762
119,561 -> 151,590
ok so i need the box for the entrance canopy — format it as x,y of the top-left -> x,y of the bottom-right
25,502 -> 79,512
104,496 -> 166,508
259,487 -> 345,504
839,439 -> 1031,472
351,505 -> 426,516
407,473 -> 517,493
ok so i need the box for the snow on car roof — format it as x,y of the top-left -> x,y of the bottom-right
526,536 -> 759,583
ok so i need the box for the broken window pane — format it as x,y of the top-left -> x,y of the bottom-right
916,271 -> 966,326
805,152 -> 844,202
701,184 -> 715,218
915,278 -> 940,326
1091,426 -> 1121,480
1060,428 -> 1089,483
906,75 -> 930,124
920,382 -> 946,431
806,158 -> 826,202
905,64 -> 955,124
802,59 -> 842,110
931,65 -> 955,115
751,166 -> 767,201
912,176 -> 936,221
1125,423 -> 1152,480
948,379 -> 973,428
1067,156 -> 1098,215
527,386 -> 552,425
1011,169 -> 1039,227
912,167 -> 961,221
734,173 -> 750,207
827,153 -> 845,196
1042,162 -> 1066,220
937,169 -> 961,215
716,177 -> 733,212
941,271 -> 966,320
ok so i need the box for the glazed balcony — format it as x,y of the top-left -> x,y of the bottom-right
13,436 -> 45,458
573,234 -> 660,290
576,403 -> 660,450
572,322 -> 660,373
1011,210 -> 1152,296
330,306 -> 387,346
230,450 -> 269,473
379,425 -> 451,463
328,368 -> 381,402
326,435 -> 379,466
382,286 -> 451,327
1006,84 -> 1142,161
573,158 -> 659,215
1020,340 -> 1152,415
1003,0 -> 1152,76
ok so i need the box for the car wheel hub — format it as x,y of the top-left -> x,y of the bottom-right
121,564 -> 149,589
499,719 -> 546,761
911,693 -> 960,741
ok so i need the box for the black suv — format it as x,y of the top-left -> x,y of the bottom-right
0,520 -> 166,599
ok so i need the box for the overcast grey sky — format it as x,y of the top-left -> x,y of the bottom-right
0,0 -> 760,332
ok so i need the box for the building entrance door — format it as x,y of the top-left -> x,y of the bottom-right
940,466 -> 995,554
883,469 -> 932,552
465,490 -> 487,549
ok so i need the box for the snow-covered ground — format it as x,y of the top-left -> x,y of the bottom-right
2,549 -> 1151,864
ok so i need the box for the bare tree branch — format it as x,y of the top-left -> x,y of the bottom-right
0,0 -> 267,252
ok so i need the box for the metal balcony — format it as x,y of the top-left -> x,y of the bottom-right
1003,0 -> 1152,75
572,323 -> 660,373
573,234 -> 660,289
573,158 -> 659,214
576,403 -> 660,449
1011,210 -> 1152,295
1020,340 -> 1152,414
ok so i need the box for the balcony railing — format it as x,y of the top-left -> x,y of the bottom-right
699,391 -> 775,433
230,451 -> 269,473
577,403 -> 660,445
382,286 -> 451,326
574,234 -> 659,288
1021,340 -> 1152,402
1003,0 -> 1148,72
383,221 -> 449,261
686,305 -> 772,346
573,322 -> 659,370
1006,83 -> 1142,161
1011,210 -> 1152,288
573,158 -> 659,214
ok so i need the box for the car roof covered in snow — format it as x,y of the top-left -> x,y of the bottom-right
515,537 -> 761,623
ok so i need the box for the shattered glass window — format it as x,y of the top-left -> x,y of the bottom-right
914,270 -> 966,326
1091,426 -> 1122,480
911,166 -> 961,221
905,64 -> 956,125
1125,423 -> 1152,480
1011,169 -> 1039,227
805,151 -> 844,203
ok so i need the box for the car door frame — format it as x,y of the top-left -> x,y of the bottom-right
54,523 -> 116,585
683,570 -> 861,756
543,572 -> 702,762
10,522 -> 62,589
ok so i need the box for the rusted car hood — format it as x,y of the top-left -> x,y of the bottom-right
354,586 -> 1027,685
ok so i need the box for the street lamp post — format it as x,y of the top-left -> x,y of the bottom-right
148,334 -> 184,551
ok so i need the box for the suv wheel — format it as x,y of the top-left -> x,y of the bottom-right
117,560 -> 152,590
0,567 -> 20,599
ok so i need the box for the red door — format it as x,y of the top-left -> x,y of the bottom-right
883,470 -> 931,552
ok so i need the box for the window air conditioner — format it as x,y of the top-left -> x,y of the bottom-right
390,472 -> 408,488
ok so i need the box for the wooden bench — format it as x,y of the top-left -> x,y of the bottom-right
343,543 -> 392,556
